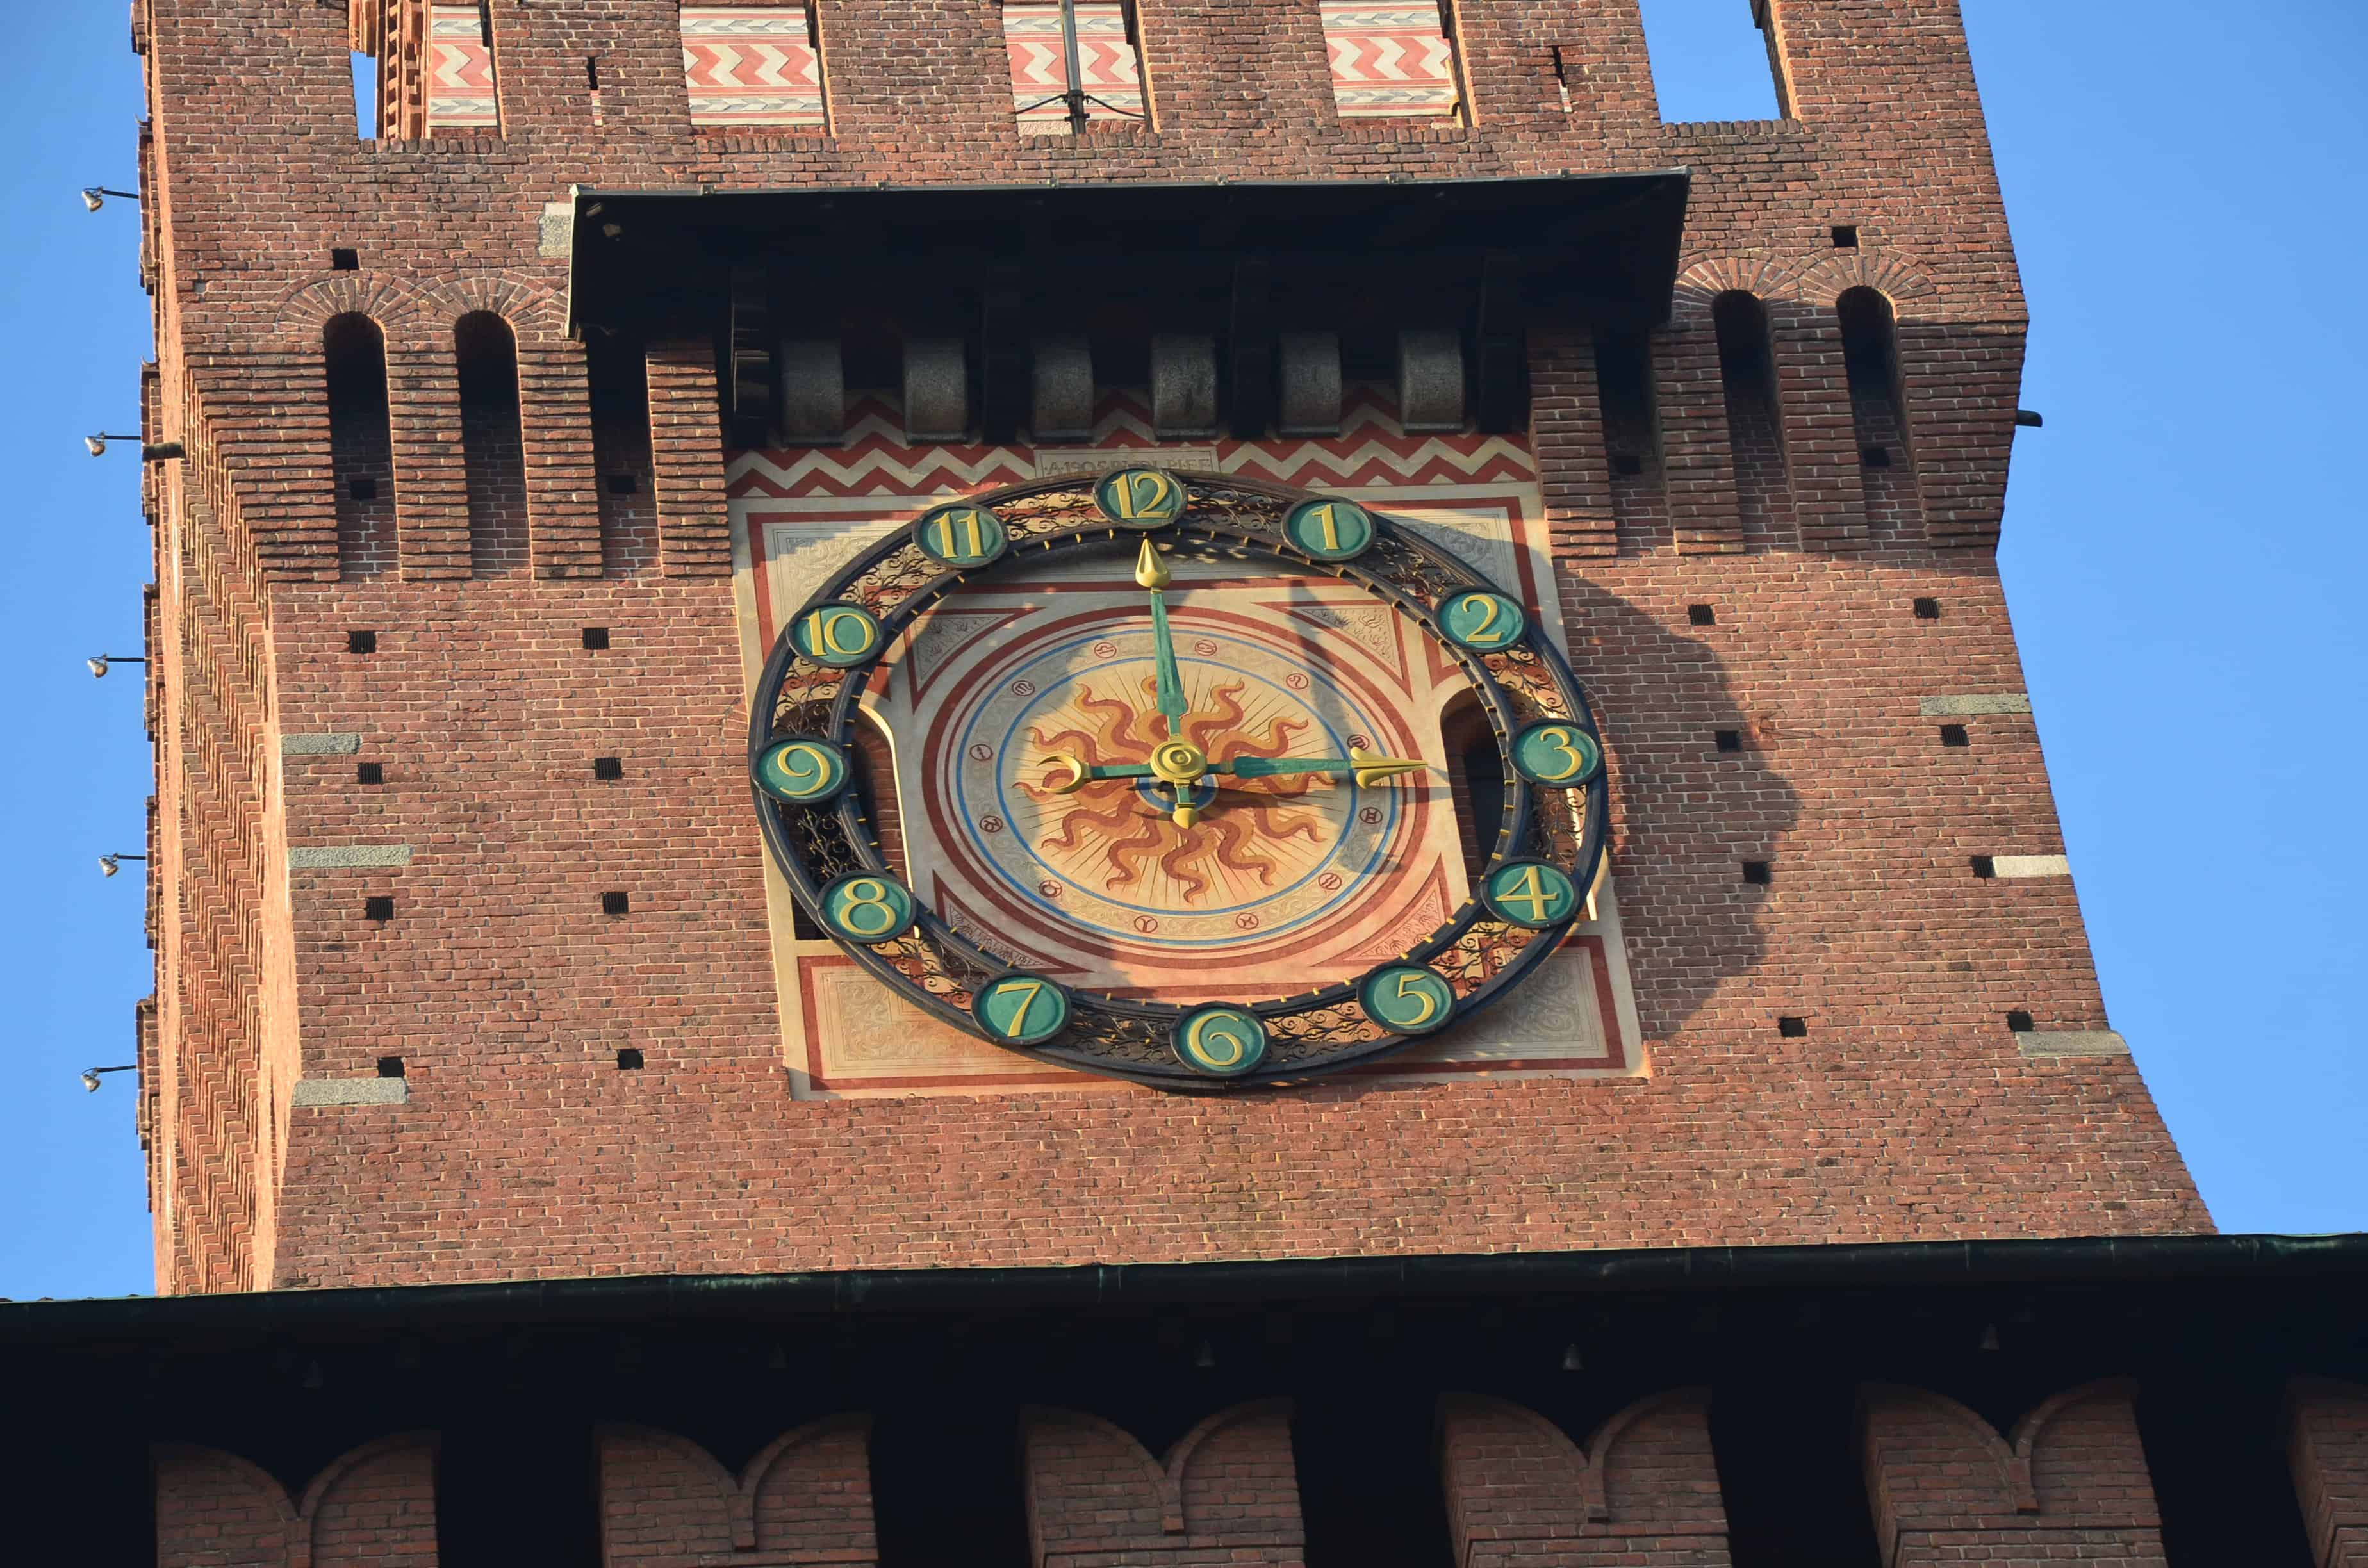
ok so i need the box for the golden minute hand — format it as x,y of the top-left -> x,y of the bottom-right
1217,749 -> 1428,788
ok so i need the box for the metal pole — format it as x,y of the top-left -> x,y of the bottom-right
1060,0 -> 1088,134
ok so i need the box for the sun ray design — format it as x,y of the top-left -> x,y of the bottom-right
1022,678 -> 1335,906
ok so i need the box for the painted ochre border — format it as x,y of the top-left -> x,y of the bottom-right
727,413 -> 1645,1097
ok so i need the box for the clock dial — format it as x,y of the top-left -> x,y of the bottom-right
910,571 -> 1446,994
749,471 -> 1609,1088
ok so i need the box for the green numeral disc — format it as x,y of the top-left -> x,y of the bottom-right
914,503 -> 1009,569
1358,965 -> 1457,1036
1481,860 -> 1580,930
818,873 -> 917,945
755,737 -> 851,804
1283,497 -> 1377,561
1508,721 -> 1603,788
792,603 -> 885,669
1172,1005 -> 1267,1077
1438,590 -> 1527,652
1094,468 -> 1187,528
974,974 -> 1071,1046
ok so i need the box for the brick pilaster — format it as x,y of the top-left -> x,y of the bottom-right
516,336 -> 603,577
2290,1378 -> 2368,1568
645,339 -> 734,578
1531,318 -> 1617,560
384,332 -> 472,579
1770,299 -> 1867,551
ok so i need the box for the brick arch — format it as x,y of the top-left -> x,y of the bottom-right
1673,254 -> 1797,316
402,272 -> 568,343
156,1432 -> 439,1568
296,1430 -> 440,1518
277,274 -> 421,339
154,1442 -> 301,1560
1023,1405 -> 1183,1533
1861,1383 -> 2039,1515
1787,247 -> 1939,310
1584,1385 -> 1716,1525
738,1413 -> 874,1551
1164,1398 -> 1297,1537
2009,1378 -> 2144,1519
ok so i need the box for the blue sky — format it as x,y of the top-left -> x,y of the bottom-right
0,2 -> 2358,1300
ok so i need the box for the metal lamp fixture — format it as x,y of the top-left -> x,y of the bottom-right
81,1064 -> 137,1092
98,853 -> 148,878
88,654 -> 147,679
81,187 -> 138,213
85,434 -> 184,461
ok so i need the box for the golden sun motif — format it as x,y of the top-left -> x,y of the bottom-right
1019,677 -> 1337,907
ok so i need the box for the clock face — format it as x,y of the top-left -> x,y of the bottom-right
750,472 -> 1608,1088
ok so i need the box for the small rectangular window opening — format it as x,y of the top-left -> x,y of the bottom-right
1860,445 -> 1891,468
1831,224 -> 1859,250
1912,598 -> 1941,621
347,630 -> 378,654
1636,0 -> 1784,124
1742,861 -> 1772,886
357,761 -> 385,785
582,626 -> 610,650
1777,1016 -> 1807,1038
331,247 -> 359,272
616,1047 -> 645,1070
606,473 -> 639,495
349,477 -> 378,501
593,756 -> 624,781
376,1055 -> 405,1077
2005,1010 -> 2034,1033
1714,729 -> 1744,754
1609,453 -> 1645,477
1687,603 -> 1717,627
365,895 -> 395,922
601,890 -> 631,915
1970,855 -> 1997,879
1939,724 -> 1969,748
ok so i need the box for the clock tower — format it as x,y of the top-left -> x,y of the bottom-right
67,3 -> 2306,1565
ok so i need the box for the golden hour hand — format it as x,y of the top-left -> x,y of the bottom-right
1136,537 -> 1190,735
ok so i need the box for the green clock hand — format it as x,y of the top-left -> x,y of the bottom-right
1136,537 -> 1188,735
1222,748 -> 1428,787
1042,745 -> 1429,796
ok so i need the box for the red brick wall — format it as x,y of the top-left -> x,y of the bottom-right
1440,1390 -> 1730,1567
156,1433 -> 440,1568
2290,1379 -> 2368,1568
598,1417 -> 876,1567
1860,1382 -> 2166,1566
1023,1401 -> 1303,1568
135,0 -> 2207,1293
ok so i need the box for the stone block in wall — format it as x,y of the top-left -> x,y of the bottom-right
598,1416 -> 876,1567
2290,1378 -> 2368,1568
1024,1400 -> 1301,1568
1439,1390 -> 1729,1568
1861,1381 -> 2165,1567
156,1433 -> 440,1568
